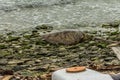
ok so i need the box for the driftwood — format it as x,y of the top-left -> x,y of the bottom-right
111,47 -> 120,60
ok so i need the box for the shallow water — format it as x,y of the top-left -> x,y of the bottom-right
0,0 -> 120,34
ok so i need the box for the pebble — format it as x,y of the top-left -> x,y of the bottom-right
35,59 -> 41,63
8,60 -> 25,65
0,59 -> 8,65
32,64 -> 50,72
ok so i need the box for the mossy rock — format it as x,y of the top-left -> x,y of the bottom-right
35,24 -> 53,30
109,21 -> 120,28
35,39 -> 48,45
102,21 -> 120,28
0,50 -> 11,57
110,30 -> 119,35
102,23 -> 111,28
6,36 -> 20,42
97,43 -> 107,48
23,34 -> 32,39
0,44 -> 7,49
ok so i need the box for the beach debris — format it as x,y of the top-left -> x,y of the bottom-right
66,66 -> 86,73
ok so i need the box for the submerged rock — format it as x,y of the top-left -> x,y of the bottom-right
35,24 -> 53,30
6,36 -> 20,42
42,30 -> 86,45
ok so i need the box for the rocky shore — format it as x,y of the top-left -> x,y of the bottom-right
0,24 -> 120,79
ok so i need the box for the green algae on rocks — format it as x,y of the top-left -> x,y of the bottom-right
0,27 -> 119,76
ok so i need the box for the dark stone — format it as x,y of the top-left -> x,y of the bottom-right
0,69 -> 14,75
12,65 -> 27,71
35,24 -> 53,30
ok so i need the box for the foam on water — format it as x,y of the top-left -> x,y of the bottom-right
0,0 -> 120,34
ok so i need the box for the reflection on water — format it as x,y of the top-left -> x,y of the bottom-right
0,0 -> 120,34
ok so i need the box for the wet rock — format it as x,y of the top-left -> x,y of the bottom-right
0,50 -> 11,57
38,64 -> 50,71
6,31 -> 16,35
89,41 -> 96,45
35,24 -> 53,30
66,45 -> 79,49
41,59 -> 53,64
23,34 -> 32,39
0,43 -> 7,49
31,64 -> 50,72
0,69 -> 14,75
35,59 -> 41,63
102,21 -> 120,28
78,53 -> 86,59
8,60 -> 25,65
40,73 -> 51,80
111,60 -> 120,65
57,53 -> 66,57
51,59 -> 60,63
35,39 -> 47,45
104,57 -> 115,61
79,47 -> 85,50
46,52 -> 56,57
6,36 -> 20,42
42,30 -> 85,45
12,65 -> 27,71
26,61 -> 35,65
97,43 -> 107,48
49,65 -> 61,72
0,59 -> 8,65
59,46 -> 66,51
102,23 -> 111,28
37,52 -> 48,56
110,21 -> 120,28
90,46 -> 98,51
13,45 -> 21,48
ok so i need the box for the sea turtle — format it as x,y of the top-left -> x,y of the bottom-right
41,30 -> 87,45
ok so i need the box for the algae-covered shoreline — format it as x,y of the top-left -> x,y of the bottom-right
0,23 -> 120,79
0,0 -> 120,79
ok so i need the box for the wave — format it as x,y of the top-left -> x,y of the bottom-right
0,0 -> 76,11
15,0 -> 76,8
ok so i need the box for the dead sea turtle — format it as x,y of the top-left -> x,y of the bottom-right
41,30 -> 87,45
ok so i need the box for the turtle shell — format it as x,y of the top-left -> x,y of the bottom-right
42,30 -> 85,45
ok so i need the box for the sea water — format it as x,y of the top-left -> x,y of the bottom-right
0,0 -> 120,34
